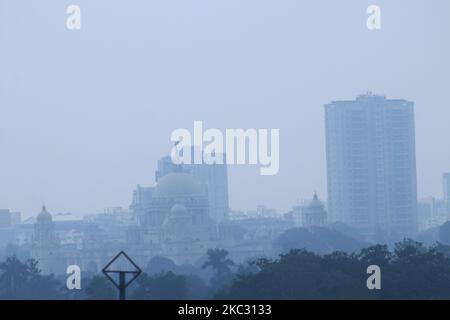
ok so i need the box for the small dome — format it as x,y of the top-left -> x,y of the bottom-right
37,205 -> 52,223
309,193 -> 324,208
153,173 -> 204,198
163,204 -> 191,227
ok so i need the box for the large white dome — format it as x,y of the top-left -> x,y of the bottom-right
153,173 -> 204,199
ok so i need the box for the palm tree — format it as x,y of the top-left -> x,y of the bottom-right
202,249 -> 234,275
202,249 -> 235,291
0,256 -> 29,299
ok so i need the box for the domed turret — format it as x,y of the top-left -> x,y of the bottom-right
163,204 -> 190,227
302,193 -> 327,228
309,193 -> 324,208
37,205 -> 52,223
143,172 -> 213,239
32,204 -> 59,275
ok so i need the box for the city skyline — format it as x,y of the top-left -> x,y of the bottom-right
1,91 -> 449,219
1,0 -> 450,304
325,93 -> 417,240
1,1 -> 450,217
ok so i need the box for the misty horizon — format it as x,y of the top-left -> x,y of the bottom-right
1,0 -> 450,218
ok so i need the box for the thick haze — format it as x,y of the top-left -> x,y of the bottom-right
1,0 -> 449,217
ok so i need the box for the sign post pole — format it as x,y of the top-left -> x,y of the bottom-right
102,251 -> 142,301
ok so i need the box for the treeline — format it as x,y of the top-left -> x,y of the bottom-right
221,240 -> 450,299
0,257 -> 62,299
3,239 -> 450,299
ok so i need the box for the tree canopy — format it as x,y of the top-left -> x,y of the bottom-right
220,240 -> 450,300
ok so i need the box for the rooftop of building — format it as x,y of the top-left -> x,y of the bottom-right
325,92 -> 412,106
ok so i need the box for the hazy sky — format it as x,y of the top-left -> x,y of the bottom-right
1,0 -> 449,218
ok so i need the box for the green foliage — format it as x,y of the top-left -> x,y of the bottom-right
358,244 -> 392,267
202,249 -> 235,290
146,256 -> 177,275
221,239 -> 450,300
3,240 -> 450,300
202,249 -> 234,274
84,275 -> 116,300
0,256 -> 61,299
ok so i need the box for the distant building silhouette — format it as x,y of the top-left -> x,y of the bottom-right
130,185 -> 153,215
444,173 -> 450,216
0,209 -> 12,229
155,155 -> 184,182
32,205 -> 60,274
324,93 -> 418,240
302,193 -> 327,228
292,194 -> 327,228
137,172 -> 217,260
183,158 -> 229,222
0,209 -> 20,229
417,197 -> 447,231
155,152 -> 229,222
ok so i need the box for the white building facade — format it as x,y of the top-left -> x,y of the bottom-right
324,93 -> 418,240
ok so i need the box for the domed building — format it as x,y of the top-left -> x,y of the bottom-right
301,193 -> 327,228
136,173 -> 218,262
32,205 -> 61,274
138,173 -> 211,227
163,204 -> 192,238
